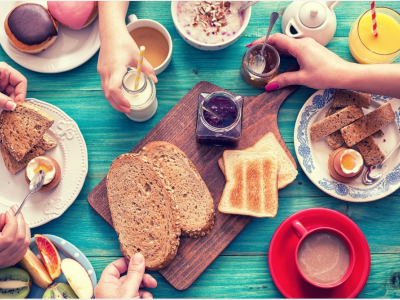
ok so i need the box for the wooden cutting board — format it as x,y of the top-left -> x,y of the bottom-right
87,64 -> 300,290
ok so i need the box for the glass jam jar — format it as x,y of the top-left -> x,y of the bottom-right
240,43 -> 280,88
121,68 -> 158,122
196,91 -> 244,146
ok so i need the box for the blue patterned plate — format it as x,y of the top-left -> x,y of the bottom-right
294,89 -> 400,202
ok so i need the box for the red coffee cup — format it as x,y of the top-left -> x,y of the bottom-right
291,220 -> 356,289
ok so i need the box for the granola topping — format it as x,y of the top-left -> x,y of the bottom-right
177,1 -> 244,44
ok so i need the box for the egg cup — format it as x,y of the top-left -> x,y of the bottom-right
25,156 -> 61,192
328,148 -> 364,183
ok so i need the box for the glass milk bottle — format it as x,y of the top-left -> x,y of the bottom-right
121,68 -> 158,122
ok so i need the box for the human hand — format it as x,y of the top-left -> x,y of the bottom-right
95,253 -> 157,299
97,29 -> 157,114
0,62 -> 27,111
0,205 -> 31,269
248,33 -> 350,92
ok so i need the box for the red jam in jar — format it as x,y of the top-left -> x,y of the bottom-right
203,96 -> 238,128
196,91 -> 244,146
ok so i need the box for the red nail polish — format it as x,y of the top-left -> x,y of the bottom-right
245,42 -> 253,48
265,82 -> 280,92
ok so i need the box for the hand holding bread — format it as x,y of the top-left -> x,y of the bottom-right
0,62 -> 27,111
95,254 -> 157,299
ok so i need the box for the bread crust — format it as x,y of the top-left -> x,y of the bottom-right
107,153 -> 180,271
4,4 -> 58,54
141,141 -> 215,239
24,156 -> 61,192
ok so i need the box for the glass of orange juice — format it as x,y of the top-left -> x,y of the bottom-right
349,7 -> 400,64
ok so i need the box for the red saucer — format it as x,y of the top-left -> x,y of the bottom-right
268,208 -> 370,298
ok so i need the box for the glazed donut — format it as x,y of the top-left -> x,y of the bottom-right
4,3 -> 58,54
47,1 -> 98,30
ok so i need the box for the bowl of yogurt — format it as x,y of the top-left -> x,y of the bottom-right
172,1 -> 251,51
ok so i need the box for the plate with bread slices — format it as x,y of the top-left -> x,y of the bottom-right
0,99 -> 88,227
295,89 -> 400,202
0,1 -> 100,73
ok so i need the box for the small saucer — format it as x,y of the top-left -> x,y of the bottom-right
269,208 -> 370,298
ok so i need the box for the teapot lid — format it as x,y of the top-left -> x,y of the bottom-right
299,2 -> 327,28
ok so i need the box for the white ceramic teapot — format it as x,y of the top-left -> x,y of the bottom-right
281,1 -> 340,46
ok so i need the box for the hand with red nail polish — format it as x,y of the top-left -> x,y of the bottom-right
95,253 -> 157,299
254,33 -> 400,98
0,62 -> 27,111
0,205 -> 31,269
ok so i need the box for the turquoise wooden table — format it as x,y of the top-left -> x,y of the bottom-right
2,1 -> 400,298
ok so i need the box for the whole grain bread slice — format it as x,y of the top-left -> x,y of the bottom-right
218,151 -> 279,218
325,106 -> 383,149
218,132 -> 297,189
1,143 -> 45,175
1,133 -> 57,175
107,153 -> 180,271
332,90 -> 371,108
341,103 -> 395,147
310,105 -> 363,142
0,102 -> 54,161
142,142 -> 215,238
36,134 -> 57,150
356,136 -> 385,166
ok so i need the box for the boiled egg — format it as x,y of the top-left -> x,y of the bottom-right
333,148 -> 364,177
26,157 -> 55,185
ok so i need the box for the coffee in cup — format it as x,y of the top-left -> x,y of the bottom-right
291,220 -> 355,288
126,15 -> 172,75
129,27 -> 169,69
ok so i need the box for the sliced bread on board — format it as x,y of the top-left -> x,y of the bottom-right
142,142 -> 215,238
341,103 -> 395,147
0,102 -> 54,161
218,132 -> 297,189
107,153 -> 180,271
218,151 -> 279,218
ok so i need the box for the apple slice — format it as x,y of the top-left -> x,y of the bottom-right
61,258 -> 93,299
19,248 -> 52,289
35,234 -> 62,280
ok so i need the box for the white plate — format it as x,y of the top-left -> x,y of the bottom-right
294,89 -> 400,202
0,1 -> 100,73
0,99 -> 88,227
24,234 -> 97,298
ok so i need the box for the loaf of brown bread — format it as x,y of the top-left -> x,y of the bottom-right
0,102 -> 54,161
310,106 -> 363,142
341,103 -> 395,147
107,153 -> 180,271
36,134 -> 57,150
332,90 -> 371,108
356,136 -> 385,166
142,142 -> 215,238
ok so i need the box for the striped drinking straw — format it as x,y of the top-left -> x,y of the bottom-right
134,46 -> 146,90
371,1 -> 378,36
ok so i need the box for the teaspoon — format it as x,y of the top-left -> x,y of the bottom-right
14,170 -> 45,217
362,140 -> 400,185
